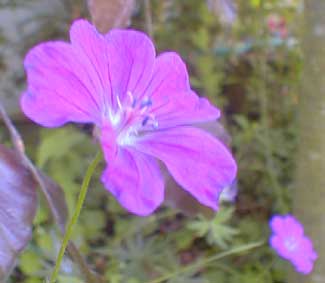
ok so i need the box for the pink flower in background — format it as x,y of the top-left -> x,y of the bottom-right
206,0 -> 237,26
267,14 -> 288,39
270,215 -> 318,274
21,19 -> 237,216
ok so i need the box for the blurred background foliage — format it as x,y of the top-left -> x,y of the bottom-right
0,0 -> 302,282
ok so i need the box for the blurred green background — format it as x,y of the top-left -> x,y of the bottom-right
0,0 -> 304,282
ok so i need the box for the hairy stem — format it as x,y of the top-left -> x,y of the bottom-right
147,240 -> 265,283
49,151 -> 102,283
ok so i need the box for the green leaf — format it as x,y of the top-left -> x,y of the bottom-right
250,0 -> 261,7
37,127 -> 86,168
188,207 -> 239,249
20,249 -> 42,275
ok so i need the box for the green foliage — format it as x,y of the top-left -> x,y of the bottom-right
1,0 -> 301,282
19,249 -> 43,275
37,127 -> 87,168
188,207 -> 239,249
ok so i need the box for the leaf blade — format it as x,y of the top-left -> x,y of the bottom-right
0,144 -> 37,280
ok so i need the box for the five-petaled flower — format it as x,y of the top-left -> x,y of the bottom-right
21,19 -> 237,216
270,214 -> 318,274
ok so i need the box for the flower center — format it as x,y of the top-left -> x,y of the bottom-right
108,91 -> 159,146
284,236 -> 298,252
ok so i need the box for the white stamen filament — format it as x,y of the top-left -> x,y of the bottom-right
106,91 -> 158,146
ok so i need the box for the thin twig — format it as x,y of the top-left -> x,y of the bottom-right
0,105 -> 25,154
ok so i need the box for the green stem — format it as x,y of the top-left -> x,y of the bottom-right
146,240 -> 265,283
257,57 -> 287,213
50,151 -> 102,283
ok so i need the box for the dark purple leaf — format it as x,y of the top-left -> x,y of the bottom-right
0,103 -> 95,281
0,144 -> 37,280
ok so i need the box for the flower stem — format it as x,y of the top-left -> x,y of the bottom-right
146,240 -> 265,283
49,151 -> 102,283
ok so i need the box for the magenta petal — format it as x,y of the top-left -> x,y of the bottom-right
284,215 -> 304,237
21,41 -> 102,127
101,148 -> 164,216
271,215 -> 304,238
270,236 -> 286,257
100,122 -> 118,165
144,52 -> 190,98
136,127 -> 237,210
270,216 -> 288,236
145,52 -> 220,128
105,29 -> 155,104
293,258 -> 314,275
152,91 -> 220,128
69,19 -> 113,106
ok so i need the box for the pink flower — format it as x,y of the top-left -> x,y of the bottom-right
21,19 -> 237,216
270,215 -> 318,274
267,14 -> 288,39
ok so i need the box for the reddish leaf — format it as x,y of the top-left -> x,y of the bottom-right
0,144 -> 37,280
87,0 -> 136,33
